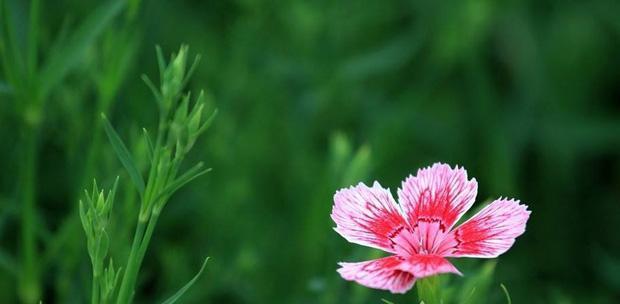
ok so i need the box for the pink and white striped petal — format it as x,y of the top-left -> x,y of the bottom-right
338,256 -> 415,294
332,182 -> 409,253
398,163 -> 478,233
438,198 -> 531,258
399,255 -> 462,278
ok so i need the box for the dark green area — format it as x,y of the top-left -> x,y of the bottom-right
1,0 -> 620,303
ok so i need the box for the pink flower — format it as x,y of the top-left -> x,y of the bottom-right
331,163 -> 530,293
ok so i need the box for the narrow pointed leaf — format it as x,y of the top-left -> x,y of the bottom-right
161,257 -> 209,304
154,163 -> 211,203
101,114 -> 145,196
38,0 -> 125,99
156,45 -> 166,82
500,284 -> 512,304
181,54 -> 201,88
141,74 -> 162,105
142,128 -> 154,162
196,108 -> 218,135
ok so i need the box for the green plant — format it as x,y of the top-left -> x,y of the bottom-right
0,0 -> 125,302
80,45 -> 216,304
80,178 -> 121,304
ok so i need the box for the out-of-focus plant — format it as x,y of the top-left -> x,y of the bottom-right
47,2 -> 142,300
0,0 -> 125,302
81,45 -> 215,304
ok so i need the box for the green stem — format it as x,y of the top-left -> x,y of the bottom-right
115,218 -> 147,304
417,276 -> 441,304
116,100 -> 168,304
136,212 -> 159,265
92,273 -> 100,304
18,125 -> 40,304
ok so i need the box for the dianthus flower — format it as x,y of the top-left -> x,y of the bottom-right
332,163 -> 530,293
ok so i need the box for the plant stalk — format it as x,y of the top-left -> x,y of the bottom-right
417,276 -> 441,304
18,125 -> 40,304
115,217 -> 147,304
92,273 -> 100,304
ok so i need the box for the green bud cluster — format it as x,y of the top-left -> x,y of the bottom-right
79,178 -> 122,304
137,46 -> 216,220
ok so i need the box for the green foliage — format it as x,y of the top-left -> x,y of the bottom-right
500,284 -> 511,304
104,46 -> 215,304
459,261 -> 496,304
1,1 -> 125,302
102,114 -> 146,197
160,257 -> 209,304
386,263 -> 508,304
38,0 -> 125,100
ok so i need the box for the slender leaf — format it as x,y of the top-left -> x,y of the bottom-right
142,74 -> 162,105
142,128 -> 154,162
101,113 -> 145,196
156,45 -> 166,82
161,257 -> 209,304
38,0 -> 125,99
154,162 -> 211,203
460,261 -> 496,304
500,284 -> 512,304
153,163 -> 211,205
196,108 -> 218,135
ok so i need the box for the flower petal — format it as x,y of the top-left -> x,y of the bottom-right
338,256 -> 415,294
332,182 -> 409,253
398,163 -> 478,232
438,198 -> 531,258
398,255 -> 462,278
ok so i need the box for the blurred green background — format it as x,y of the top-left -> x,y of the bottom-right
1,0 -> 620,303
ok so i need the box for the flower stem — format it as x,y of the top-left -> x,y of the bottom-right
417,276 -> 441,304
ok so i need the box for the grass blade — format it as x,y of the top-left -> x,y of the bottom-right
161,257 -> 209,304
101,113 -> 145,196
500,284 -> 512,304
38,0 -> 125,99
